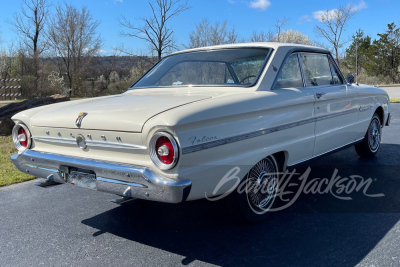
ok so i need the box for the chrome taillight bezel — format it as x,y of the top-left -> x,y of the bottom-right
149,132 -> 179,170
12,123 -> 32,152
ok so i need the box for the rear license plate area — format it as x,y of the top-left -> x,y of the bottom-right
66,168 -> 97,190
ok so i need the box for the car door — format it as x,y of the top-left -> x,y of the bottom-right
299,53 -> 359,156
272,53 -> 317,164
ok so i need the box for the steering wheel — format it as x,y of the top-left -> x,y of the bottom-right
239,75 -> 257,84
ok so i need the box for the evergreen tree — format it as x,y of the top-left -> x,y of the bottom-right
370,23 -> 400,83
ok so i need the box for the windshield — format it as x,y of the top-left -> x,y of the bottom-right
131,48 -> 271,88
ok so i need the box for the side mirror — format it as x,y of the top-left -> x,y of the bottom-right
347,73 -> 355,84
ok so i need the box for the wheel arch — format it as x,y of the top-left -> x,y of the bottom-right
374,105 -> 385,126
271,151 -> 288,171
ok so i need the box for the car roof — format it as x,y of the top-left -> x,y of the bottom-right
170,42 -> 329,55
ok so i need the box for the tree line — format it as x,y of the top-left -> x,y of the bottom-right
343,24 -> 400,85
0,0 -> 399,99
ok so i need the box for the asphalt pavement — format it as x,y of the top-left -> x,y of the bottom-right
0,105 -> 399,267
381,86 -> 400,98
0,100 -> 19,104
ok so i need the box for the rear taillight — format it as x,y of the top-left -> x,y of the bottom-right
149,132 -> 179,170
18,127 -> 28,147
12,124 -> 32,152
156,136 -> 174,164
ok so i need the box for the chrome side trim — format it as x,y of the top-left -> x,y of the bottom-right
182,117 -> 315,154
182,108 -> 360,154
33,137 -> 147,150
288,138 -> 364,166
316,108 -> 359,121
86,140 -> 147,150
34,137 -> 76,145
359,105 -> 373,112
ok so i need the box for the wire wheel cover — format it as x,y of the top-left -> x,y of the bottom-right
368,118 -> 381,152
246,158 -> 278,211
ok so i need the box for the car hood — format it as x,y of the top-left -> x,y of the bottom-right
29,90 -> 214,132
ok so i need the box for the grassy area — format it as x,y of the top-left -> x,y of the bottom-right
380,84 -> 400,87
391,98 -> 400,103
0,136 -> 35,187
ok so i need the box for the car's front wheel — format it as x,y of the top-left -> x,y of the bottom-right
229,155 -> 280,223
355,112 -> 382,158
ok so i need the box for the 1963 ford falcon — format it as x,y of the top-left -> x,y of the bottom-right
11,43 -> 391,222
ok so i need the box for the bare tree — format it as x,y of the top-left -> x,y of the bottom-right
9,0 -> 49,88
187,19 -> 239,48
47,3 -> 102,97
314,5 -> 358,66
227,28 -> 239,44
187,19 -> 211,48
120,0 -> 190,61
250,30 -> 274,42
274,17 -> 288,42
250,17 -> 287,43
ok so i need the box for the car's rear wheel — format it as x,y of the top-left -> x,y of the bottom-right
355,112 -> 382,158
229,155 -> 280,223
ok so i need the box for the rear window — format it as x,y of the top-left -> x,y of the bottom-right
132,48 -> 271,88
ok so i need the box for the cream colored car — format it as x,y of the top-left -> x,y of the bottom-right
11,43 -> 391,222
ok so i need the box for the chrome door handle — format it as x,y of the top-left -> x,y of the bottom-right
316,92 -> 326,99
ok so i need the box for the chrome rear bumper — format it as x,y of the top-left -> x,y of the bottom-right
11,150 -> 191,203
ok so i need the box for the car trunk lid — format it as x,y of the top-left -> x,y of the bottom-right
31,90 -> 213,132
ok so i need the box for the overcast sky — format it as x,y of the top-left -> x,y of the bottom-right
0,0 -> 399,55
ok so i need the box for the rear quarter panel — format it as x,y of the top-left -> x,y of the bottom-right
356,84 -> 390,138
142,89 -> 316,200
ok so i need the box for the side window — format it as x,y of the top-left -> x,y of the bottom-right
300,54 -> 333,87
274,53 -> 304,89
329,57 -> 344,85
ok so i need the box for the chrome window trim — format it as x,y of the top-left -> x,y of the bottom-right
297,53 -> 307,87
327,54 -> 346,84
271,47 -> 330,90
182,107 -> 360,154
272,52 -> 305,90
298,52 -> 347,88
299,52 -> 333,87
33,136 -> 147,150
129,47 -> 274,89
